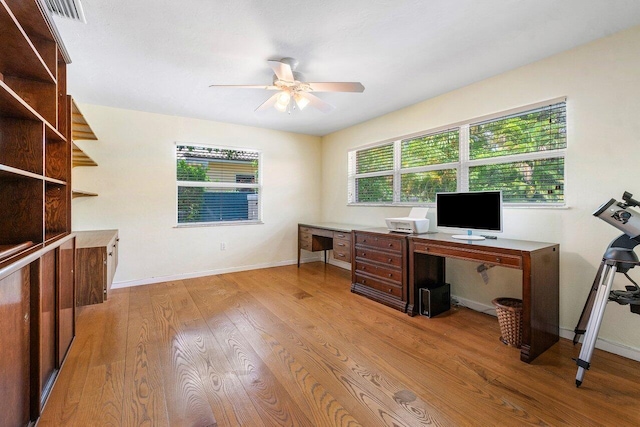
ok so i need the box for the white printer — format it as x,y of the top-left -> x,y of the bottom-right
385,207 -> 430,234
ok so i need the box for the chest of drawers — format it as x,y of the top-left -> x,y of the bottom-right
351,230 -> 408,312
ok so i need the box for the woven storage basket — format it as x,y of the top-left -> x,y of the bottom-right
492,298 -> 523,348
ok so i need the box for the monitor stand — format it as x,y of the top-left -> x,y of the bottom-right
452,231 -> 485,241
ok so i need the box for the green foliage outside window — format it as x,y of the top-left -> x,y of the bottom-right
356,144 -> 393,174
401,130 -> 459,168
356,175 -> 393,202
469,158 -> 564,203
470,106 -> 566,160
177,160 -> 209,222
401,170 -> 457,203
350,102 -> 566,205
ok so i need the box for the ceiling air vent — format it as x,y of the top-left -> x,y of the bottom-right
43,0 -> 86,23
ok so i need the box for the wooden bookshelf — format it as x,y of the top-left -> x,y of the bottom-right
0,1 -> 76,425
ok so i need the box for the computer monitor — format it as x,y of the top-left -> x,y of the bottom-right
436,191 -> 503,240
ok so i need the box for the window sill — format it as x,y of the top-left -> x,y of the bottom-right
348,203 -> 569,209
174,220 -> 264,228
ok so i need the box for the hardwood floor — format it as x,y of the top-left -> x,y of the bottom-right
39,263 -> 640,426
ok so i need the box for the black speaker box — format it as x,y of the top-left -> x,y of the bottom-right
419,283 -> 451,318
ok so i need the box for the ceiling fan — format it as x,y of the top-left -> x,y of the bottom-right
209,57 -> 365,114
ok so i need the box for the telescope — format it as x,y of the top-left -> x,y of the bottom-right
573,191 -> 640,387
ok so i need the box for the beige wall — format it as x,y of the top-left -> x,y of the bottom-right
321,26 -> 640,353
72,106 -> 322,285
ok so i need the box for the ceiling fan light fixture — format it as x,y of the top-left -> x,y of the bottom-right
210,57 -> 364,114
293,93 -> 310,110
276,91 -> 290,106
274,100 -> 288,112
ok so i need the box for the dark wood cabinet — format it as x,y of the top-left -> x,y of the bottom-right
57,237 -> 75,364
75,230 -> 119,306
31,251 -> 57,413
351,229 -> 408,312
0,266 -> 31,427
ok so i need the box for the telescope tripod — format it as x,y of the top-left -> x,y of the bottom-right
573,234 -> 640,387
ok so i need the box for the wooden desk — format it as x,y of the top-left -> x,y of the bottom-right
408,233 -> 559,363
298,223 -> 362,267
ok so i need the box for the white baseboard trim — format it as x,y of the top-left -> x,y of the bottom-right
113,257 -> 304,289
451,294 -> 640,362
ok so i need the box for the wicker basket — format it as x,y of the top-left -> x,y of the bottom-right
492,298 -> 523,348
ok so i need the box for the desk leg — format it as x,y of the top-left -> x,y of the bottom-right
520,246 -> 559,363
324,250 -> 327,264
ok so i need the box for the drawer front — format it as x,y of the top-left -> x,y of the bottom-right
299,232 -> 312,250
333,238 -> 351,252
300,232 -> 311,244
333,231 -> 350,240
355,233 -> 403,252
355,261 -> 402,284
354,273 -> 402,299
333,246 -> 351,263
300,226 -> 333,238
412,242 -> 522,268
355,248 -> 402,268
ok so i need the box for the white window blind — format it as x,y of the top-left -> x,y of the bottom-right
348,99 -> 566,206
176,144 -> 261,225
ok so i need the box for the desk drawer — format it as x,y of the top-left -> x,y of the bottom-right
300,226 -> 333,238
333,247 -> 351,262
333,238 -> 351,252
413,242 -> 522,268
299,232 -> 312,250
355,261 -> 402,284
333,236 -> 352,263
354,273 -> 402,299
355,248 -> 402,267
355,234 -> 403,252
333,231 -> 350,240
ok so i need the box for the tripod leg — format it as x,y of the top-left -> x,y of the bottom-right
573,261 -> 606,344
575,263 -> 617,387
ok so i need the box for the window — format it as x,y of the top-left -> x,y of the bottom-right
348,99 -> 566,206
176,144 -> 261,225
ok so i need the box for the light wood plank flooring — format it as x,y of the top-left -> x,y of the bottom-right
39,263 -> 640,426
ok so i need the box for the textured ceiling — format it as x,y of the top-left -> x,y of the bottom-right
53,0 -> 640,136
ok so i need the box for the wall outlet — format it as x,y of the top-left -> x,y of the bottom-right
220,242 -> 226,251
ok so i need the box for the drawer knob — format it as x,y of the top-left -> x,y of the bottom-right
362,239 -> 367,243
362,279 -> 367,284
388,243 -> 393,247
496,257 -> 501,262
362,266 -> 366,270
388,258 -> 392,263
362,253 -> 366,257
338,243 -> 345,247
388,289 -> 392,293
388,273 -> 392,278
109,252 -> 113,256
338,253 -> 345,257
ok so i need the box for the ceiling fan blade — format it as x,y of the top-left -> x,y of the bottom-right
307,82 -> 365,92
298,92 -> 335,113
209,84 -> 279,90
268,60 -> 294,82
254,93 -> 281,113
